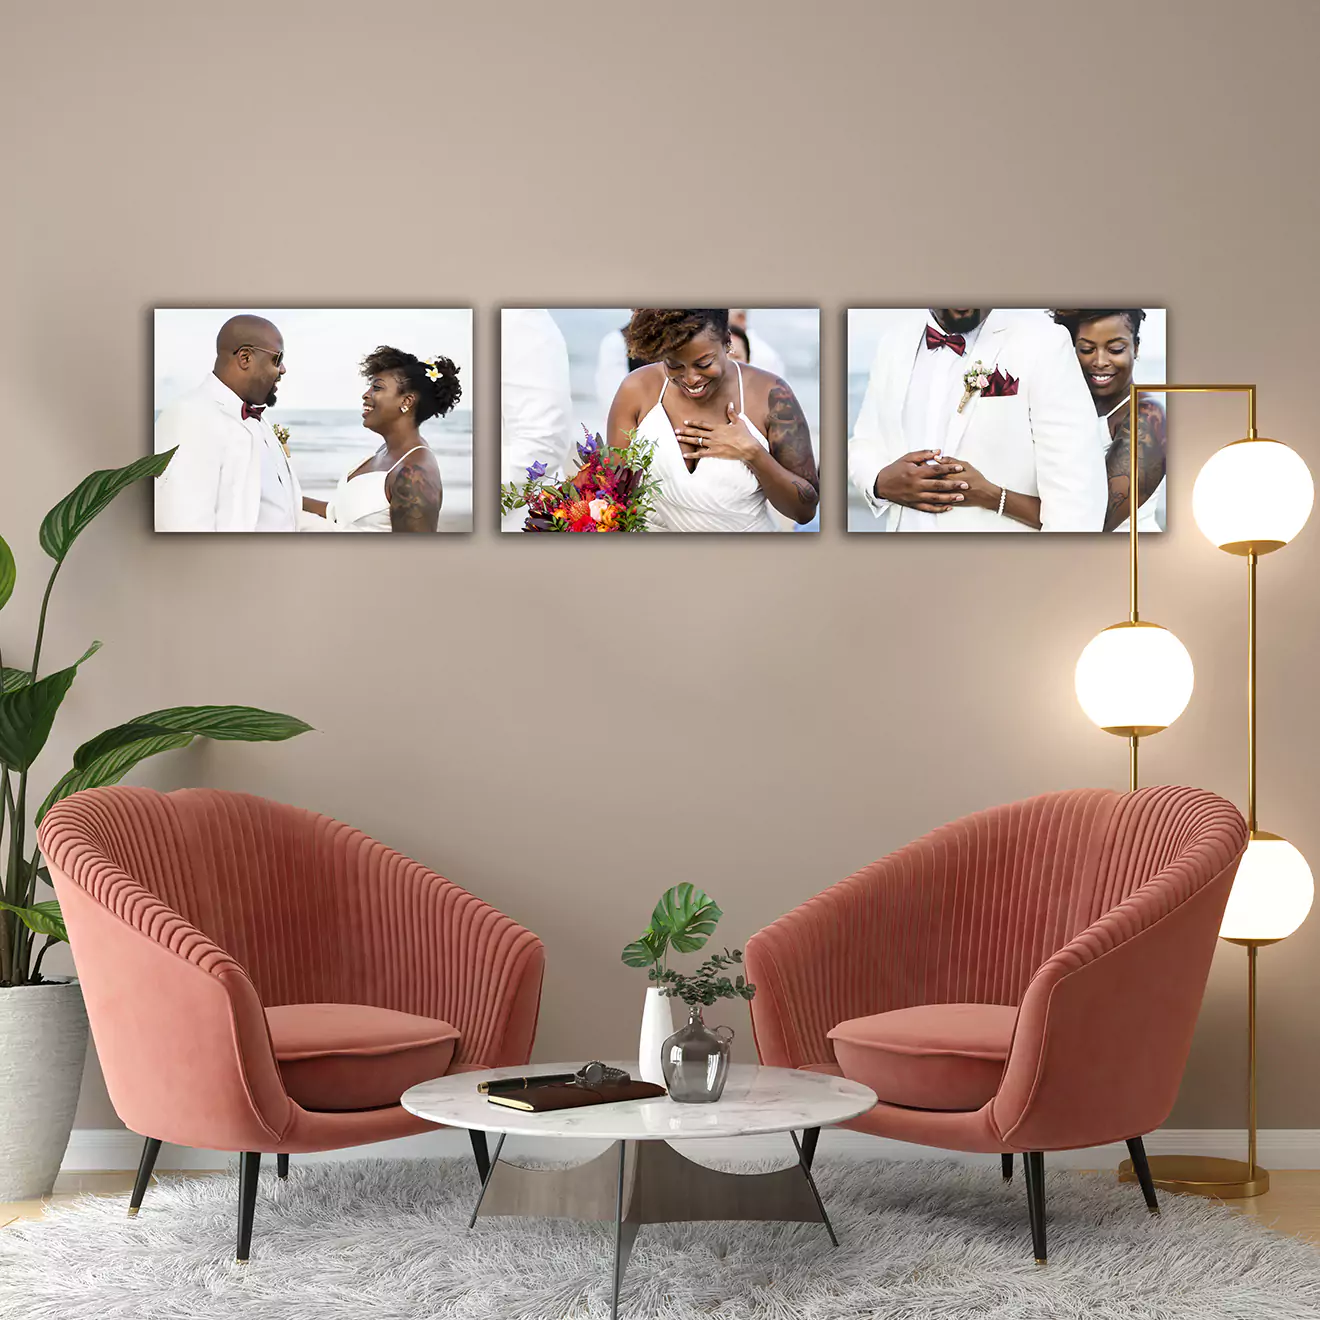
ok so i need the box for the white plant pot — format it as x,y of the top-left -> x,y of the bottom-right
0,980 -> 89,1201
638,986 -> 675,1086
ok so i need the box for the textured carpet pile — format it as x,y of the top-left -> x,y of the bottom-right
2,1155 -> 1318,1318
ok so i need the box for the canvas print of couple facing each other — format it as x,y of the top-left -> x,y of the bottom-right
846,307 -> 1167,533
153,308 -> 474,533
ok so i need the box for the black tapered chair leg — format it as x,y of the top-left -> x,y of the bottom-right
1023,1151 -> 1047,1265
468,1129 -> 490,1183
277,1154 -> 289,1180
1125,1136 -> 1160,1214
1001,1153 -> 1014,1182
800,1127 -> 821,1171
236,1153 -> 261,1264
128,1137 -> 162,1217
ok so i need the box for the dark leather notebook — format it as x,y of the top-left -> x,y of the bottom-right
486,1079 -> 666,1112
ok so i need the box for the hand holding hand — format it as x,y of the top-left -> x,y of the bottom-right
946,458 -> 1000,511
873,450 -> 969,513
674,403 -> 762,465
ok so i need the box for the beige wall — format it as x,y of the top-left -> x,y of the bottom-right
3,0 -> 1318,1133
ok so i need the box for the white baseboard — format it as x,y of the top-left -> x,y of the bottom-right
61,1127 -> 1320,1173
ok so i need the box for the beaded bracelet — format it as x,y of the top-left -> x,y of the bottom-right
996,486 -> 1007,517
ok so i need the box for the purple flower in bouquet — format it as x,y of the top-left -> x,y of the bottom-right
526,460 -> 548,480
577,428 -> 601,464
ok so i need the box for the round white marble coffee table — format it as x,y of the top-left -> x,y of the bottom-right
403,1063 -> 876,1320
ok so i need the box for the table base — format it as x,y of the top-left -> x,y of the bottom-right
467,1130 -> 835,1320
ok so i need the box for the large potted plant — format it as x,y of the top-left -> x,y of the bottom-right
0,450 -> 311,1200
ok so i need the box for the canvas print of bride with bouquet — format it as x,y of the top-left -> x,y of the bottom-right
500,308 -> 820,533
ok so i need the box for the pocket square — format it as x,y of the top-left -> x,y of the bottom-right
982,368 -> 1019,398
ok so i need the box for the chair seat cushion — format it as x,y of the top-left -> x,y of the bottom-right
266,1003 -> 460,1112
828,1003 -> 1017,1112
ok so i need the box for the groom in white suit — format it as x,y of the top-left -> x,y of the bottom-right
848,308 -> 1106,532
155,314 -> 303,532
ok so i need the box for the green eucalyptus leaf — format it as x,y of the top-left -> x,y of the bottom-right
0,533 -> 14,611
36,732 -> 195,825
39,449 -> 176,564
0,900 -> 67,942
650,883 -> 722,954
0,642 -> 101,770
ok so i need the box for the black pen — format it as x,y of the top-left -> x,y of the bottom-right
478,1072 -> 578,1095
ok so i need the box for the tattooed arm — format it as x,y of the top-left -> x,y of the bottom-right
751,377 -> 820,524
1104,397 -> 1166,533
387,452 -> 442,533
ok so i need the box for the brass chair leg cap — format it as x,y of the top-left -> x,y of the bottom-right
235,1257 -> 248,1266
1149,1206 -> 1161,1216
126,1207 -> 139,1218
1035,1258 -> 1048,1268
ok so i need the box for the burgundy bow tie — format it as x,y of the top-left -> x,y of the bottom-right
925,325 -> 967,355
241,404 -> 266,421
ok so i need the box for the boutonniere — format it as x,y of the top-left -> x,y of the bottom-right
271,423 -> 291,458
958,362 -> 991,413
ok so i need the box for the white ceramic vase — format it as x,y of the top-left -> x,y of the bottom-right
0,980 -> 90,1201
637,986 -> 676,1086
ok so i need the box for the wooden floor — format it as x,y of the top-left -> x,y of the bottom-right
4,1168 -> 1320,1244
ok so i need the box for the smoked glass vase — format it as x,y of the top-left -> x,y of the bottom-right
660,1005 -> 734,1103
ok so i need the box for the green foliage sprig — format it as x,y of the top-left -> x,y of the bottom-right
652,947 -> 755,1009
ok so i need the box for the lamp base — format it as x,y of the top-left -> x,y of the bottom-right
1118,1154 -> 1269,1199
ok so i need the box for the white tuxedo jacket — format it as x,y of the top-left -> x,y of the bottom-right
154,373 -> 302,532
848,310 -> 1106,532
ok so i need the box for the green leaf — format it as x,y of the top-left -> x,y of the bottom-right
39,449 -> 176,564
129,705 -> 313,743
0,532 -> 14,611
36,732 -> 196,825
0,900 -> 66,942
72,706 -> 310,771
621,929 -> 667,968
0,642 -> 100,770
72,722 -> 178,769
650,883 -> 722,954
2,667 -> 30,693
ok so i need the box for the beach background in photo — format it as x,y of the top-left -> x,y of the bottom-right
154,308 -> 474,532
846,308 -> 1168,533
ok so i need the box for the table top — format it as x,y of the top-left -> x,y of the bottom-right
401,1062 -> 877,1141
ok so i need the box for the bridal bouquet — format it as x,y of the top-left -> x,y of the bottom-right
500,427 -> 661,532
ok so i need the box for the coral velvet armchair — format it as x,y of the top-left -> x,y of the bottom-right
37,786 -> 545,1261
745,786 -> 1248,1263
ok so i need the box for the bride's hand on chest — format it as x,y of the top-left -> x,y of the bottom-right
673,402 -> 761,465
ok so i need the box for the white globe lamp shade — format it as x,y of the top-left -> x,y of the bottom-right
1074,621 -> 1194,737
1193,438 -> 1314,556
1220,832 -> 1315,942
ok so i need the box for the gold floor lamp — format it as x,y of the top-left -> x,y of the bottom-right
1079,384 -> 1315,1200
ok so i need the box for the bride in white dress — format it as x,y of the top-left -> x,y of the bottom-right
1051,309 -> 1166,533
304,346 -> 461,533
604,309 -> 818,533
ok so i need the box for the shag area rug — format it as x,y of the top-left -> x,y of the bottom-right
2,1155 -> 1318,1318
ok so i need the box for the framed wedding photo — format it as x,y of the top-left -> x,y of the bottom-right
846,307 -> 1168,534
153,307 -> 474,533
500,307 -> 821,533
